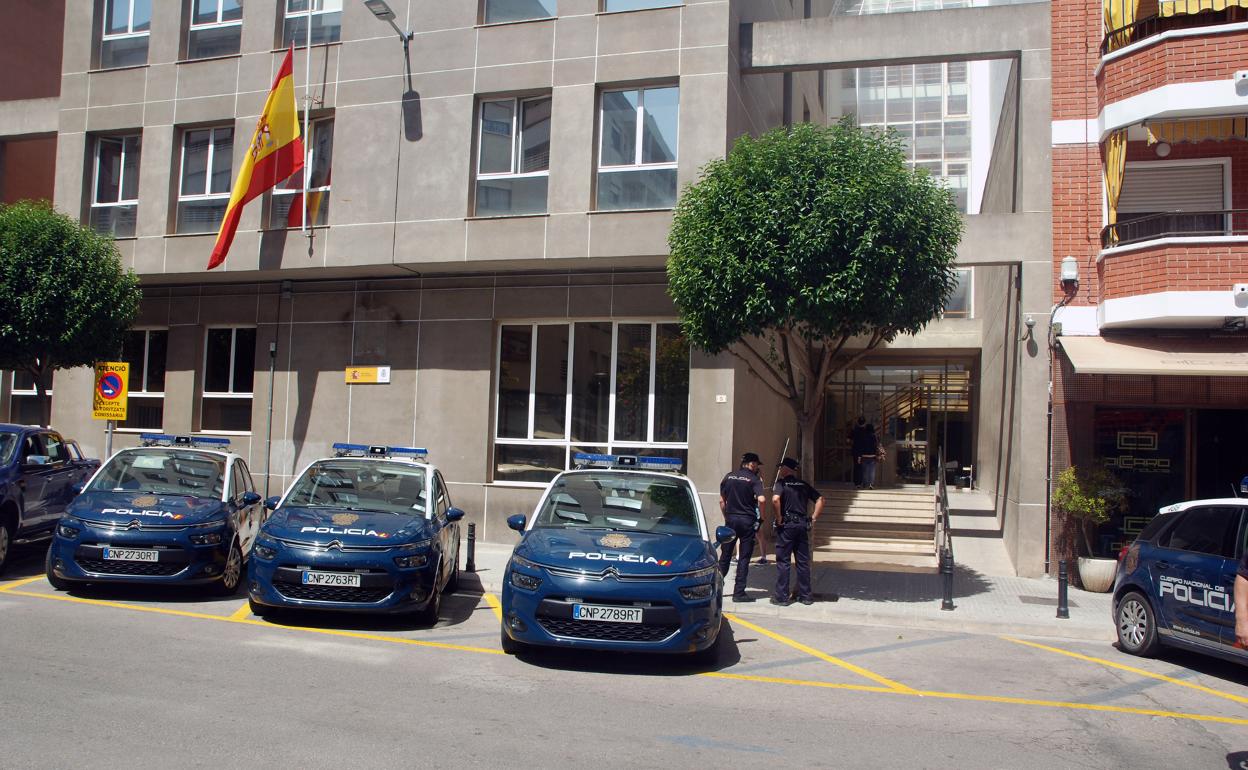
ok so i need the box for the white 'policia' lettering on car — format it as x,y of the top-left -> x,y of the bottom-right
1159,576 -> 1230,612
299,525 -> 387,538
568,551 -> 671,566
101,508 -> 182,519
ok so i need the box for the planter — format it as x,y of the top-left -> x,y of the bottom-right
1077,556 -> 1118,593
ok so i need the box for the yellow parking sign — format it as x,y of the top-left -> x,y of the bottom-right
93,362 -> 129,421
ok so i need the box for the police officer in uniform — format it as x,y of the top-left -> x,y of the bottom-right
718,452 -> 765,602
770,457 -> 823,606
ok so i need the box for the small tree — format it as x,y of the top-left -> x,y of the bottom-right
668,120 -> 963,468
0,201 -> 141,427
1052,466 -> 1129,558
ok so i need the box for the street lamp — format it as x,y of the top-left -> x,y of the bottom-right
362,0 -> 414,42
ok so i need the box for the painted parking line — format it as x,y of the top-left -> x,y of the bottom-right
5,588 -> 1246,727
0,576 -> 46,592
1000,635 -> 1248,707
228,601 -> 253,621
483,592 -> 503,622
725,612 -> 918,694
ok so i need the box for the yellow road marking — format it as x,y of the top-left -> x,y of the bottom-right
6,588 -> 1246,726
0,576 -> 46,592
483,592 -> 503,622
1000,635 -> 1248,707
5,589 -> 504,656
725,612 -> 918,693
228,601 -> 253,621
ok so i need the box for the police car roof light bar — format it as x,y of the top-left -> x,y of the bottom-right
139,433 -> 232,449
572,453 -> 683,472
332,442 -> 428,460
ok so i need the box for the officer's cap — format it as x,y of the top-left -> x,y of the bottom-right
779,457 -> 800,470
740,452 -> 761,465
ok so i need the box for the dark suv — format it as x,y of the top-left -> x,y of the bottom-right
1112,498 -> 1248,665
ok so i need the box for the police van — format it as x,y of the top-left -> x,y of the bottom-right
1112,497 -> 1248,665
247,443 -> 463,624
499,453 -> 735,661
46,434 -> 262,595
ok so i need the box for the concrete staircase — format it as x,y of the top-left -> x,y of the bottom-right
810,487 -> 939,572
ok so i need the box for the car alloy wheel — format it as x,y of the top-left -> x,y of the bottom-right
215,540 -> 242,596
0,523 -> 10,574
1116,591 -> 1159,656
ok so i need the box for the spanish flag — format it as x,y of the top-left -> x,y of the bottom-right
208,47 -> 303,270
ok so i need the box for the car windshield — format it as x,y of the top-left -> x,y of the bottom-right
283,460 -> 427,516
0,431 -> 17,465
88,449 -> 226,499
533,472 -> 701,537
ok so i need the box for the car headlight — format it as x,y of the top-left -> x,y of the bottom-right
509,555 -> 543,591
254,543 -> 277,560
394,553 -> 429,568
190,532 -> 223,545
678,565 -> 718,600
57,520 -> 81,539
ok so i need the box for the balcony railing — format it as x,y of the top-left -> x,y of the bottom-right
1101,7 -> 1248,56
1100,209 -> 1248,247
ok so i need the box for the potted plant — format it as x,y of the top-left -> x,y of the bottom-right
1052,465 -> 1128,592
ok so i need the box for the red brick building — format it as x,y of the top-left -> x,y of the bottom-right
1050,0 -> 1248,564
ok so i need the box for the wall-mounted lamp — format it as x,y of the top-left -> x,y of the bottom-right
1154,141 -> 1171,158
363,0 -> 414,42
1060,256 -> 1079,291
1019,314 -> 1036,342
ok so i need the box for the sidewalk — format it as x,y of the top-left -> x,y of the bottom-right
466,542 -> 1116,643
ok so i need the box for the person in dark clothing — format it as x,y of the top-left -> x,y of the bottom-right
848,417 -> 867,487
719,451 -> 766,602
1235,540 -> 1248,647
770,457 -> 824,606
851,418 -> 875,489
859,423 -> 881,490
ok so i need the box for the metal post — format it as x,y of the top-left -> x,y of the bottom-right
466,522 -> 476,573
940,547 -> 955,611
1056,559 -> 1070,619
105,419 -> 114,459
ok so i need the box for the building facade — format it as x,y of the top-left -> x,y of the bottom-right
3,0 -> 1056,575
1051,0 -> 1248,563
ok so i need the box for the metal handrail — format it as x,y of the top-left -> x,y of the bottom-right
1101,7 -> 1245,56
1101,209 -> 1248,248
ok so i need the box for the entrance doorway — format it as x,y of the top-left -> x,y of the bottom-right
817,359 -> 976,487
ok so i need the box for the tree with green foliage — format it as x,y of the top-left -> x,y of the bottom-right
1053,465 -> 1129,557
0,201 -> 141,427
668,120 -> 963,469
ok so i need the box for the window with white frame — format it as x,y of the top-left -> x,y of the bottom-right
475,96 -> 551,217
187,0 -> 242,59
271,116 -> 334,228
202,328 -> 256,432
99,0 -> 151,69
602,1 -> 681,11
597,86 -> 679,211
8,371 -> 52,427
483,0 -> 557,24
494,321 -> 690,483
89,134 -> 141,238
177,126 -> 234,234
119,329 -> 168,431
942,268 -> 972,319
282,0 -> 342,47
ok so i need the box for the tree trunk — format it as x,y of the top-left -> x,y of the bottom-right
30,363 -> 50,428
797,416 -> 817,476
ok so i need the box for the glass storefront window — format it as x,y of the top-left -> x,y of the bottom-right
1092,408 -> 1187,556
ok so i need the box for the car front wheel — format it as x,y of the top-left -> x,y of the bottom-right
45,547 -> 69,591
1116,590 -> 1161,657
213,539 -> 243,597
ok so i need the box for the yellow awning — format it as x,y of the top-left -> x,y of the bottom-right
1147,117 -> 1248,145
1104,0 -> 1140,51
1160,0 -> 1248,17
1060,336 -> 1248,377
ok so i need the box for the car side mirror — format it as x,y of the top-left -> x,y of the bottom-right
445,507 -> 464,523
241,491 -> 262,506
714,526 -> 736,545
22,455 -> 50,468
506,514 -> 527,533
70,482 -> 85,496
264,496 -> 281,511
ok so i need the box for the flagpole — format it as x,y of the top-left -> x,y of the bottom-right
301,11 -> 311,236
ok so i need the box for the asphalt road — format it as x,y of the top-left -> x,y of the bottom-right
1,547 -> 1246,769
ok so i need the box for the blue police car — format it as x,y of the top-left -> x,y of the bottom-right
247,444 -> 463,623
499,454 -> 734,660
1112,497 -> 1248,665
46,434 -> 262,595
